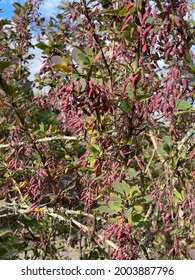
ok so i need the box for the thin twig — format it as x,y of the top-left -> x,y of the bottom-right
145,147 -> 156,175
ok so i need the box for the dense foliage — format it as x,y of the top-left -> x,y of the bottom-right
0,0 -> 195,260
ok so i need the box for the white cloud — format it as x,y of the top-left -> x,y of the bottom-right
39,0 -> 64,16
28,0 -> 65,80
28,38 -> 51,93
28,35 -> 48,81
28,45 -> 43,81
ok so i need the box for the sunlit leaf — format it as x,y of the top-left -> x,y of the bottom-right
113,181 -> 131,197
176,100 -> 192,111
133,204 -> 143,213
129,186 -> 140,199
72,47 -> 90,68
109,197 -> 123,212
124,208 -> 132,222
97,205 -> 117,215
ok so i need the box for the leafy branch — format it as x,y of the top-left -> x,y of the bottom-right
0,202 -> 118,259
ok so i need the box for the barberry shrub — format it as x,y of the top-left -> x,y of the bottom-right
0,0 -> 194,259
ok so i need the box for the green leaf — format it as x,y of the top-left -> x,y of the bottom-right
174,110 -> 194,115
146,17 -> 154,24
112,182 -> 124,195
39,122 -> 45,132
129,185 -> 140,199
125,209 -> 144,224
20,81 -> 33,94
0,247 -> 25,260
135,94 -> 151,102
0,58 -> 19,74
127,168 -> 136,178
72,47 -> 82,65
84,47 -> 94,63
79,78 -> 87,91
131,60 -> 137,72
122,183 -> 132,197
134,220 -> 152,228
72,47 -> 90,67
109,197 -> 123,212
0,76 -> 15,96
123,28 -> 134,42
13,2 -> 23,8
180,147 -> 188,159
124,208 -> 132,223
163,142 -> 171,153
90,145 -> 100,156
0,19 -> 11,28
0,229 -> 12,237
103,9 -> 119,16
78,53 -> 90,65
97,205 -> 117,215
127,88 -> 134,99
157,147 -> 168,157
138,195 -> 152,204
119,4 -> 135,16
88,155 -> 96,164
163,136 -> 171,147
171,155 -> 179,168
25,217 -> 37,228
184,51 -> 195,72
173,194 -> 181,203
133,204 -> 143,213
176,100 -> 192,111
173,189 -> 185,203
119,100 -> 131,113
112,181 -> 131,197
119,6 -> 128,16
132,213 -> 143,222
36,42 -> 50,50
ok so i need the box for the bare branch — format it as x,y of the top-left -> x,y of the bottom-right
0,135 -> 77,149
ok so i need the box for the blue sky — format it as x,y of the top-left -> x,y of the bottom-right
0,0 -> 64,82
0,0 -> 15,18
0,0 -> 63,19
